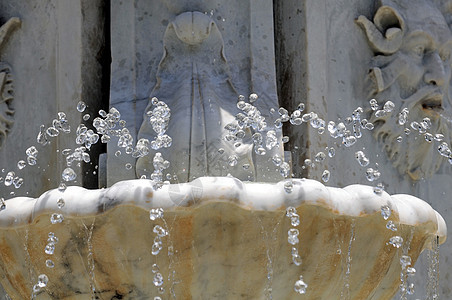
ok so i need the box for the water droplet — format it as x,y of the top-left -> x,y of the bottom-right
424,133 -> 434,143
17,160 -> 26,170
58,183 -> 67,192
125,146 -> 133,154
77,101 -> 86,112
389,236 -> 403,248
150,208 -> 164,221
288,228 -> 299,245
398,108 -> 409,125
373,183 -> 384,194
125,163 -> 132,170
381,205 -> 391,220
152,242 -> 162,255
396,136 -> 403,142
383,100 -> 395,113
0,198 -> 6,210
45,259 -> 55,268
227,155 -> 238,166
249,93 -> 258,103
365,168 -> 380,181
375,110 -> 386,118
407,282 -> 415,295
151,97 -> 159,105
153,272 -> 164,287
284,180 -> 293,193
434,133 -> 444,141
153,225 -> 168,237
294,275 -> 308,294
99,109 -> 107,117
57,198 -> 65,209
365,122 -> 374,130
272,154 -> 282,166
411,121 -> 422,131
242,163 -> 250,170
328,147 -> 335,158
438,142 -> 451,157
279,162 -> 290,178
115,150 -> 121,157
297,103 -> 305,112
292,248 -> 302,266
4,172 -> 14,186
37,125 -> 49,145
343,135 -> 357,147
45,243 -> 55,255
48,232 -> 59,244
321,170 -> 330,182
217,148 -> 224,154
286,207 -> 297,218
13,177 -> 23,189
291,214 -> 300,227
406,267 -> 416,276
400,255 -> 411,269
27,156 -> 37,166
386,220 -> 397,231
37,274 -> 49,288
369,98 -> 379,111
310,117 -> 325,129
255,147 -> 266,156
422,117 -> 432,129
46,126 -> 59,137
50,213 -> 64,224
282,136 -> 289,143
62,168 -> 76,182
26,146 -> 38,158
314,152 -> 326,162
278,107 -> 289,116
83,114 -> 90,121
266,130 -> 278,150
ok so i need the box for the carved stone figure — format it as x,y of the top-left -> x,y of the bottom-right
136,12 -> 257,182
357,0 -> 452,180
0,17 -> 20,148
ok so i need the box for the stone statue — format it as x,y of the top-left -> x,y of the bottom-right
136,12 -> 256,182
357,0 -> 452,180
0,17 -> 20,148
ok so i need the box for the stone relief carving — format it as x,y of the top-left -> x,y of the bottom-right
357,0 -> 452,180
0,17 -> 20,148
137,11 -> 255,182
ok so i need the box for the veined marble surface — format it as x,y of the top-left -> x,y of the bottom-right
0,177 -> 446,299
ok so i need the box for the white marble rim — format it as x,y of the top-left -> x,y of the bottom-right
0,177 -> 446,244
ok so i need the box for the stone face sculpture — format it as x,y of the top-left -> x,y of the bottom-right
0,17 -> 20,148
357,0 -> 452,180
136,11 -> 284,183
0,177 -> 445,299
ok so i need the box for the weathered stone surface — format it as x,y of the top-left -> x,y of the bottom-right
0,0 -> 107,199
0,177 -> 445,299
358,0 -> 452,181
109,0 -> 283,185
274,1 -> 452,298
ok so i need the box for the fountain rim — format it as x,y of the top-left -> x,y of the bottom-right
0,176 -> 446,244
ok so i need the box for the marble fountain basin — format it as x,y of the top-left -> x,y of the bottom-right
0,177 -> 446,299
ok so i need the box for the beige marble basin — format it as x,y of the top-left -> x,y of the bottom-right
0,177 -> 446,299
